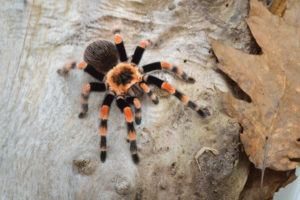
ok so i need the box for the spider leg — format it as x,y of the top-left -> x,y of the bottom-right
116,97 -> 139,164
143,75 -> 210,117
99,92 -> 115,162
126,96 -> 142,125
139,82 -> 159,104
79,82 -> 106,118
140,61 -> 195,83
77,61 -> 105,81
114,34 -> 128,62
57,60 -> 76,75
57,60 -> 105,81
131,40 -> 150,65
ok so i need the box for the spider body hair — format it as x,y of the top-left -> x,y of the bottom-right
83,40 -> 118,73
58,34 -> 210,164
106,63 -> 142,95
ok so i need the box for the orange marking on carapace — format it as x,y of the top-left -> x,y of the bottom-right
133,98 -> 141,109
99,126 -> 107,136
140,83 -> 150,93
114,34 -> 123,44
181,95 -> 190,105
106,63 -> 142,95
124,107 -> 134,122
77,61 -> 87,69
161,61 -> 172,70
100,105 -> 110,119
161,82 -> 176,94
128,131 -> 136,141
82,84 -> 91,94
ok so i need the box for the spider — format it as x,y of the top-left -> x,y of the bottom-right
57,34 -> 210,164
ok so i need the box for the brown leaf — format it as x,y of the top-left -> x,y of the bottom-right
239,167 -> 296,200
211,0 -> 300,171
269,0 -> 287,16
284,0 -> 300,26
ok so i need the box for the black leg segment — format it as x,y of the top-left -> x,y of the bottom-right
116,97 -> 139,164
79,82 -> 107,118
144,75 -> 210,117
114,34 -> 128,62
99,92 -> 115,162
84,64 -> 105,81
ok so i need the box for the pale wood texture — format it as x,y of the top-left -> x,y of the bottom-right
0,0 -> 254,199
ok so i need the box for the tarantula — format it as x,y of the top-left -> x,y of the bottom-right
57,34 -> 210,164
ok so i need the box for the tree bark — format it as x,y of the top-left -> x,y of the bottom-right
0,0 -> 255,199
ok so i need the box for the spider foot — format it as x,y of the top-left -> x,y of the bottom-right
57,61 -> 76,76
149,92 -> 159,104
186,77 -> 196,83
100,151 -> 106,162
57,68 -> 68,76
78,112 -> 87,119
139,40 -> 150,49
197,107 -> 211,118
135,118 -> 141,125
129,141 -> 139,164
132,154 -> 140,164
152,97 -> 159,105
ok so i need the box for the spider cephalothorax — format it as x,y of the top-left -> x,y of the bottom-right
106,63 -> 142,95
58,34 -> 210,164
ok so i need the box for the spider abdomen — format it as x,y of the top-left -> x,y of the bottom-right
83,40 -> 119,73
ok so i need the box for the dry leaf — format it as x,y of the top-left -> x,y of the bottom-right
239,167 -> 296,200
283,0 -> 300,26
211,0 -> 300,170
269,0 -> 287,16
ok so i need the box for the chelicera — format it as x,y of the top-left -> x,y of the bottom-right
58,34 -> 210,164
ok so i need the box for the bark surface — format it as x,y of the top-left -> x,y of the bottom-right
0,0 -> 254,199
